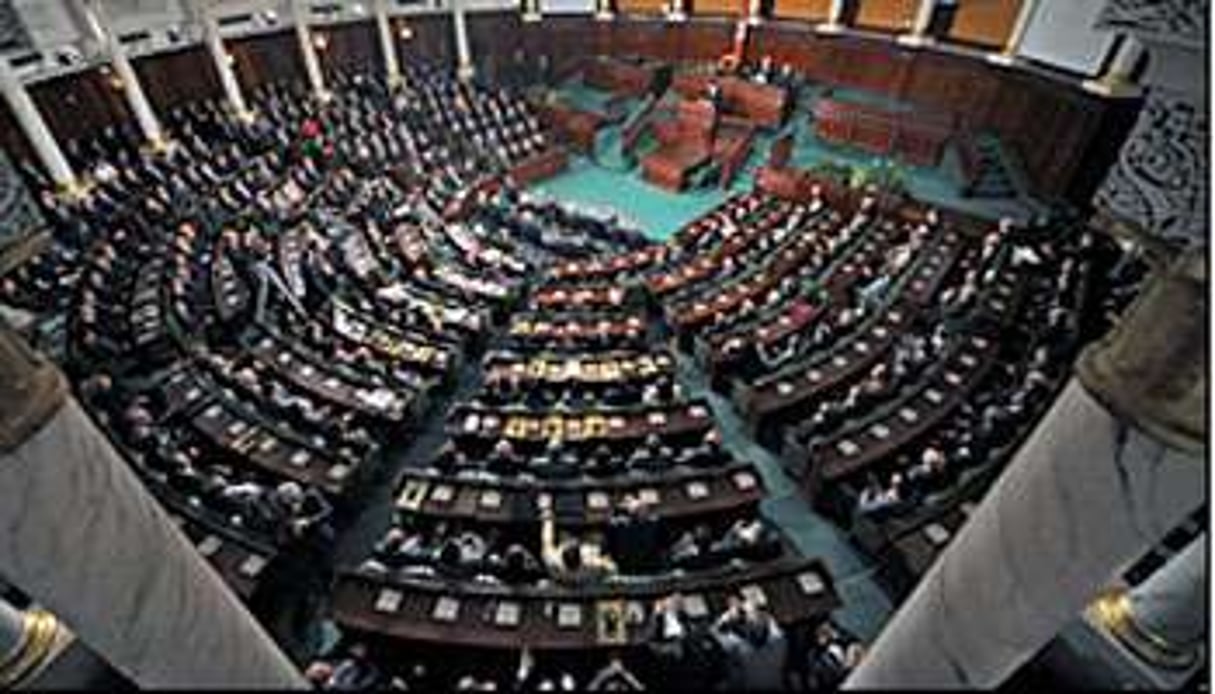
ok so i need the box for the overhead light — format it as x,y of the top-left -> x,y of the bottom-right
351,3 -> 366,15
398,24 -> 414,40
313,34 -> 329,50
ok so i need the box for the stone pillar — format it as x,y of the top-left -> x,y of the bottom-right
375,0 -> 402,86
198,5 -> 253,122
595,0 -> 615,22
452,0 -> 475,82
1090,533 -> 1206,671
817,0 -> 847,34
745,0 -> 762,26
0,61 -> 79,193
0,328 -> 306,689
1084,34 -> 1146,98
0,597 -> 63,688
843,249 -> 1207,689
667,0 -> 687,22
987,0 -> 1038,66
290,0 -> 328,100
897,0 -> 936,47
81,1 -> 168,151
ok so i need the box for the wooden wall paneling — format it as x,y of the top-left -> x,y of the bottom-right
772,0 -> 832,22
467,11 -> 522,84
30,69 -> 133,147
396,14 -> 454,72
679,18 -> 734,62
853,0 -> 917,33
613,17 -> 667,60
317,21 -> 379,77
133,46 -> 222,113
900,51 -> 999,128
0,100 -> 34,167
947,0 -> 1021,49
827,37 -> 912,97
229,30 -> 305,91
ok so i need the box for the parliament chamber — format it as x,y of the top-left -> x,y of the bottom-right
0,0 -> 1207,691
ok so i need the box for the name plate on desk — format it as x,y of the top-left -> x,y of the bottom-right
732,471 -> 758,491
479,490 -> 503,509
806,369 -> 822,383
638,488 -> 660,505
647,412 -> 668,426
873,327 -> 888,339
375,588 -> 403,614
327,464 -> 351,481
239,554 -> 267,578
587,491 -> 611,510
853,341 -> 869,354
430,484 -> 455,503
869,423 -> 891,440
740,584 -> 768,608
837,440 -> 861,456
924,388 -> 944,404
596,601 -> 627,645
832,355 -> 848,368
797,571 -> 825,596
924,523 -> 951,546
557,603 -> 583,629
959,354 -> 978,368
944,371 -> 963,386
258,437 -> 278,453
899,407 -> 919,423
197,535 -> 223,557
289,450 -> 312,468
494,601 -> 521,628
685,482 -> 709,500
776,381 -> 794,396
432,596 -> 460,622
397,480 -> 429,510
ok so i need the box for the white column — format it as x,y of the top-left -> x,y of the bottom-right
291,0 -> 328,100
817,0 -> 846,34
0,330 -> 306,689
1084,34 -> 1146,98
667,0 -> 687,22
0,61 -> 79,193
523,0 -> 543,23
1091,533 -> 1207,671
81,1 -> 167,150
843,250 -> 1207,689
375,0 -> 402,85
452,0 -> 475,82
198,6 -> 253,122
987,0 -> 1039,66
745,0 -> 762,26
897,0 -> 936,47
595,0 -> 614,22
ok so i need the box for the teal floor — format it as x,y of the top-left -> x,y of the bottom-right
530,155 -> 739,241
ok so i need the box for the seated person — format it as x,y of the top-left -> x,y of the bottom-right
538,493 -> 617,584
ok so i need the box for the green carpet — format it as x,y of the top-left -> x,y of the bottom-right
531,155 -> 738,241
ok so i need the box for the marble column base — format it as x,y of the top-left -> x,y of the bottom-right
843,379 -> 1206,689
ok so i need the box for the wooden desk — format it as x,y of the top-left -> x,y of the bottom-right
394,462 -> 764,527
333,557 -> 839,651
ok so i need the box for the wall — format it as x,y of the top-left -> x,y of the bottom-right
0,11 -> 1133,206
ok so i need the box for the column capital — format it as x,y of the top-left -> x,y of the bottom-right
0,326 -> 67,454
1076,247 -> 1206,453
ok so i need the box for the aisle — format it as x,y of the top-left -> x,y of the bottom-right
671,347 -> 895,641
